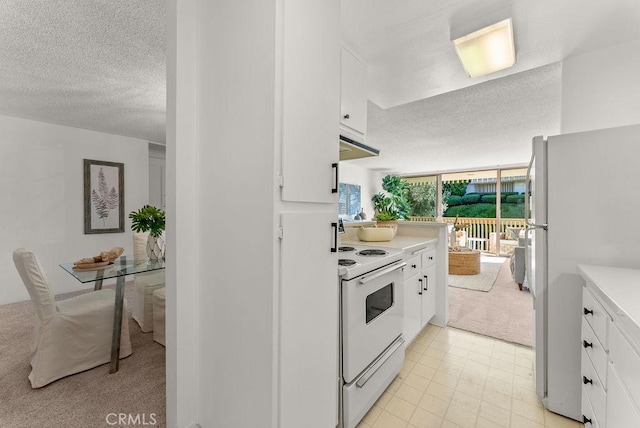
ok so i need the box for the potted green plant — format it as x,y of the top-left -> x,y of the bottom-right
129,205 -> 166,259
371,175 -> 410,235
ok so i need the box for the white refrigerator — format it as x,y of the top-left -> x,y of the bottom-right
526,123 -> 640,420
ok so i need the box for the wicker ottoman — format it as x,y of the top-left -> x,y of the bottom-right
448,249 -> 481,275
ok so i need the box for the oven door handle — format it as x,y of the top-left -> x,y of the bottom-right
358,262 -> 407,284
356,337 -> 405,388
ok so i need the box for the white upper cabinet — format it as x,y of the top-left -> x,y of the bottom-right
281,0 -> 340,203
340,48 -> 368,137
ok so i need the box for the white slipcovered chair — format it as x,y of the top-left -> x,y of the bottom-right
12,248 -> 132,388
132,232 -> 165,332
152,286 -> 166,346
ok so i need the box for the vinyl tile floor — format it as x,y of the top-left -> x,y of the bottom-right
356,325 -> 582,428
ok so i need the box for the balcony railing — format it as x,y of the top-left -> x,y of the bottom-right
408,216 -> 527,253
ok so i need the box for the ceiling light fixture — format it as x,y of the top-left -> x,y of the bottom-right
452,18 -> 515,78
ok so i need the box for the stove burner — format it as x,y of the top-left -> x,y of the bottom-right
338,246 -> 356,252
338,259 -> 357,266
357,249 -> 388,257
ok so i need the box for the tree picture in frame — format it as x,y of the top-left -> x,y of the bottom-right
84,159 -> 124,234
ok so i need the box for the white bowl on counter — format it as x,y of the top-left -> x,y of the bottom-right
356,226 -> 394,242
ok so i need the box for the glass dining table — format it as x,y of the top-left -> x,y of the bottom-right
59,255 -> 165,373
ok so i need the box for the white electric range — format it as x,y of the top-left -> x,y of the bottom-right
337,243 -> 406,428
337,245 -> 404,279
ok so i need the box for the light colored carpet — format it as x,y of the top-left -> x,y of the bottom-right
0,282 -> 166,428
448,256 -> 533,347
448,256 -> 505,292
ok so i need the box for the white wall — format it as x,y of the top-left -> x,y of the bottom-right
339,162 -> 378,219
0,114 -> 149,305
148,144 -> 166,211
561,38 -> 640,133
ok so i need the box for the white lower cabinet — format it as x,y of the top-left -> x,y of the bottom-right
420,264 -> 436,325
607,362 -> 640,428
606,321 -> 640,428
403,246 -> 437,345
581,286 -> 609,427
579,279 -> 640,428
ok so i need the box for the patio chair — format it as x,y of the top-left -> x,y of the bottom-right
12,248 -> 132,388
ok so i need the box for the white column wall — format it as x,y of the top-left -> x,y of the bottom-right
561,38 -> 640,133
168,0 -> 279,426
196,0 -> 277,422
0,114 -> 149,305
165,0 -> 200,427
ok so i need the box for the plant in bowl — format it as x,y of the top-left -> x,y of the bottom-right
371,175 -> 410,235
129,205 -> 166,259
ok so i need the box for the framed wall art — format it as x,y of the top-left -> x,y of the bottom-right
84,159 -> 125,234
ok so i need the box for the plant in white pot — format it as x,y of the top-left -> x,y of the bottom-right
129,205 -> 166,260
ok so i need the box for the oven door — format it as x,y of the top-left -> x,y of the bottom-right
342,261 -> 405,384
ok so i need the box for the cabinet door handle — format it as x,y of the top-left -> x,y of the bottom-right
582,376 -> 593,385
343,113 -> 350,119
428,256 -> 433,260
583,307 -> 593,316
583,340 -> 593,349
418,279 -> 423,295
411,264 -> 417,268
331,223 -> 337,253
331,163 -> 338,194
423,275 -> 428,291
583,415 -> 592,425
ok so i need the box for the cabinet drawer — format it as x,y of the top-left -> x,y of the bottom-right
421,249 -> 436,269
582,391 -> 600,428
607,362 -> 640,428
582,348 -> 606,427
609,321 -> 640,409
404,255 -> 421,280
582,318 -> 607,386
583,287 -> 609,350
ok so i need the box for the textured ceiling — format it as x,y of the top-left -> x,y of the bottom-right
349,62 -> 562,175
340,0 -> 640,174
0,0 -> 638,167
342,0 -> 640,109
0,0 -> 165,143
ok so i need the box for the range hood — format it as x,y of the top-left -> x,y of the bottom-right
339,134 -> 379,161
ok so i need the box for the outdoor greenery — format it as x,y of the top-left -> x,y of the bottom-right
372,175 -> 410,220
444,201 -> 524,218
443,180 -> 468,197
382,177 -> 525,220
406,182 -> 444,217
129,205 -> 166,237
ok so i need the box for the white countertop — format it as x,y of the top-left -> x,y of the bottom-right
578,264 -> 640,351
341,236 -> 438,255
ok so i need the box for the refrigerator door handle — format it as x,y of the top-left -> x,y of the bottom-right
528,222 -> 548,231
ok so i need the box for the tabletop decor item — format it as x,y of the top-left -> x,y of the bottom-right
356,225 -> 394,242
129,205 -> 166,259
84,159 -> 124,234
72,246 -> 124,270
